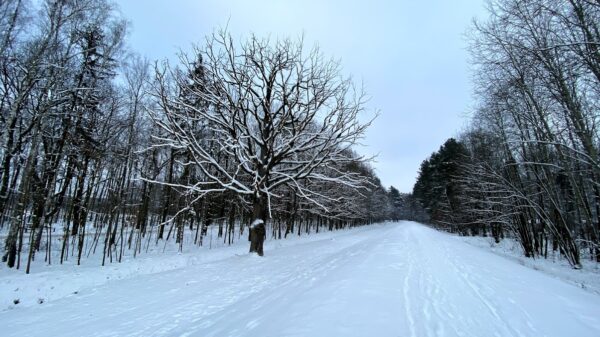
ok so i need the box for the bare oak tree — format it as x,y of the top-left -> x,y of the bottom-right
149,31 -> 374,255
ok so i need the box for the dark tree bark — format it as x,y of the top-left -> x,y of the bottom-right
249,194 -> 267,256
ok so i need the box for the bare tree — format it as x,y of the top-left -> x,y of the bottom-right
149,31 -> 375,255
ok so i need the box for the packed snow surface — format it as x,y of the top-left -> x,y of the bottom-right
2,222 -> 600,336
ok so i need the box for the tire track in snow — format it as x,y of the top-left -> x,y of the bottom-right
172,227 -> 396,336
458,256 -> 541,336
402,229 -> 417,337
4,222 -> 600,337
411,232 -> 449,337
182,225 -> 400,337
438,234 -> 527,337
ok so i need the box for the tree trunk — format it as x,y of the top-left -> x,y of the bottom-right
249,194 -> 267,256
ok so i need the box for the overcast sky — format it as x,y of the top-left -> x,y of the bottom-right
118,0 -> 488,193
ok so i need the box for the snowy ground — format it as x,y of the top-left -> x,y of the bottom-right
456,234 -> 600,295
1,221 -> 600,337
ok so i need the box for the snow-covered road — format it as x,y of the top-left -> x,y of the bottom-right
2,222 -> 600,337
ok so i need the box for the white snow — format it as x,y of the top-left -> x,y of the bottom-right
456,234 -> 600,295
1,221 -> 600,337
250,219 -> 264,229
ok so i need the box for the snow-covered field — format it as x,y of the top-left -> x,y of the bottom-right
1,221 -> 600,337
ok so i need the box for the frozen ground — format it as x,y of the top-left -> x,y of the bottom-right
1,221 -> 600,337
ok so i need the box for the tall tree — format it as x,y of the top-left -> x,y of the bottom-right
149,31 -> 375,255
